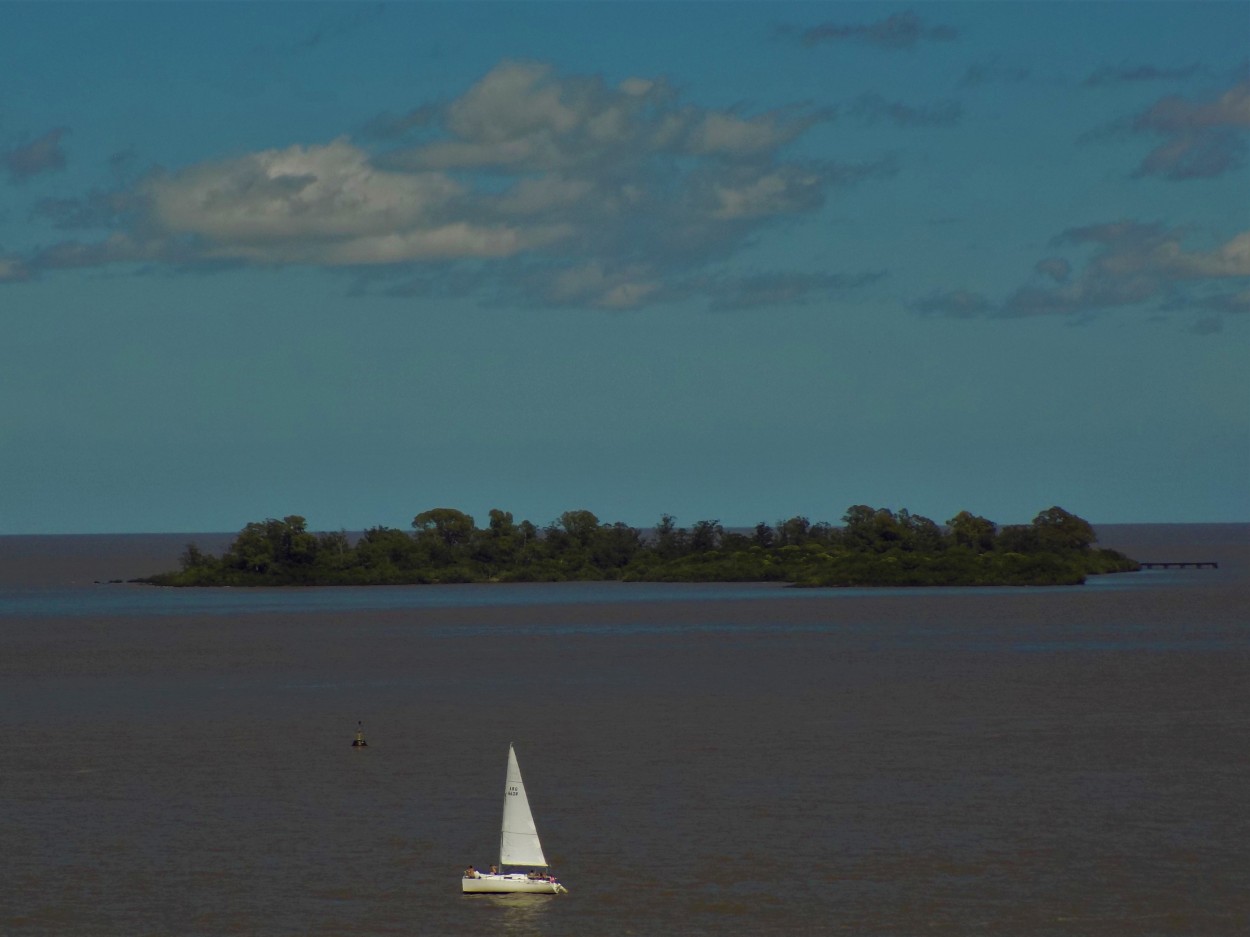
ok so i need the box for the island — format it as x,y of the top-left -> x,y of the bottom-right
139,504 -> 1140,588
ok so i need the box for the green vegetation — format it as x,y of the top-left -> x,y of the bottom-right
141,505 -> 1139,588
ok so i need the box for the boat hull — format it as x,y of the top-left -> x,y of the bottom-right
462,873 -> 566,894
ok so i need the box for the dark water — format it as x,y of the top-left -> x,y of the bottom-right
1,526 -> 1247,936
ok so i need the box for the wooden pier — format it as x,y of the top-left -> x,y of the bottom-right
1138,561 -> 1219,569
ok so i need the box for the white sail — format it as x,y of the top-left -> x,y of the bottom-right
498,744 -> 549,868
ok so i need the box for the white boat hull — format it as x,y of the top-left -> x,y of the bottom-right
462,873 -> 567,894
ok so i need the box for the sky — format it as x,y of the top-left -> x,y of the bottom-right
1,1 -> 1247,535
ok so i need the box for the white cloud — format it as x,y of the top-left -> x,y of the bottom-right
221,222 -> 571,266
543,261 -> 661,309
150,140 -> 450,244
687,110 -> 811,156
133,138 -> 575,265
387,62 -> 681,173
711,168 -> 823,220
446,62 -> 581,145
1161,230 -> 1250,278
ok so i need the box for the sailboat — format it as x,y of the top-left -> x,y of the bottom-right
462,744 -> 569,894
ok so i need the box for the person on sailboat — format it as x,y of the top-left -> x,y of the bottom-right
464,866 -> 479,879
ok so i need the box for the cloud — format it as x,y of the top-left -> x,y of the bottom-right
1034,257 -> 1071,282
377,62 -> 829,175
507,265 -> 885,313
914,221 -> 1250,331
1188,316 -> 1222,335
850,94 -> 961,128
705,271 -> 885,311
5,128 -> 69,183
0,256 -> 32,282
535,261 -> 663,310
793,11 -> 957,50
358,105 -> 439,141
6,61 -> 885,311
705,165 -> 826,220
295,2 -> 385,50
912,289 -> 993,319
1083,64 -> 1202,88
20,138 -> 568,272
1195,286 -> 1250,314
363,267 -> 484,301
960,61 -> 1030,88
1129,80 -> 1250,179
140,138 -> 575,265
33,187 -> 136,230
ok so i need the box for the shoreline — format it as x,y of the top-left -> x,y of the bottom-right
0,523 -> 1244,589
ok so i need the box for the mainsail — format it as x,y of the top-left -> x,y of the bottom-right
499,744 -> 548,868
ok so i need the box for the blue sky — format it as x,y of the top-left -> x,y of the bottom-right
2,1 -> 1247,534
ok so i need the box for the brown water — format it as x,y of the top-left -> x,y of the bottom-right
1,526 -> 1247,936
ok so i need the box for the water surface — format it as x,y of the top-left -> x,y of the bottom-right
1,526 -> 1246,935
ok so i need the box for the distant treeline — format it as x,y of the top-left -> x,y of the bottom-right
141,505 -> 1139,588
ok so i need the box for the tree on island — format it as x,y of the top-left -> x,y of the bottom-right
948,511 -> 997,553
141,503 -> 1139,588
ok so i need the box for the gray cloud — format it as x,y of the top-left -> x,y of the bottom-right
5,127 -> 69,183
1129,80 -> 1250,180
705,271 -> 885,311
0,255 -> 32,282
912,289 -> 993,318
107,149 -> 140,183
364,267 -> 484,301
1134,128 -> 1247,180
850,94 -> 961,128
1193,286 -> 1250,315
33,187 -> 138,230
914,220 -> 1250,332
960,61 -> 1030,88
1034,257 -> 1071,282
794,11 -> 957,50
296,2 -> 385,50
358,104 -> 440,141
1083,64 -> 1202,88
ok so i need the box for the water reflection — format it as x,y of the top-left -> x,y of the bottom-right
470,893 -> 557,934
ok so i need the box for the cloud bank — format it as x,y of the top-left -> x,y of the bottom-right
5,57 -> 1243,331
4,61 -> 890,310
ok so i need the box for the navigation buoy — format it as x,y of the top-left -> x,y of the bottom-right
352,721 -> 367,747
